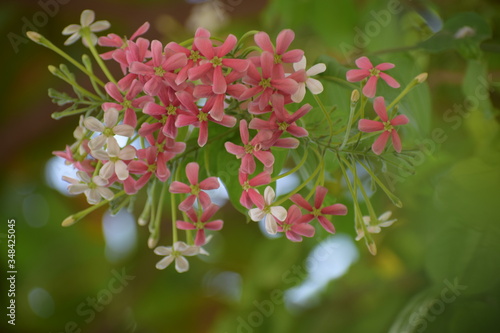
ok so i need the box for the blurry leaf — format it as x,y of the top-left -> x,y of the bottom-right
48,88 -> 73,106
419,12 -> 492,59
462,59 -> 494,118
448,300 -> 499,333
271,147 -> 289,178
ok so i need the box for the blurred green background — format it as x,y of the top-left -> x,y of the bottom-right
1,0 -> 499,332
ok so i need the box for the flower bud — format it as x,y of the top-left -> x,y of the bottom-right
26,31 -> 42,43
351,89 -> 360,103
414,73 -> 428,84
62,215 -> 75,227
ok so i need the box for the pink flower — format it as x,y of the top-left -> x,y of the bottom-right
115,38 -> 151,90
139,87 -> 185,139
129,40 -> 187,95
128,146 -> 172,191
291,186 -> 347,234
224,120 -> 274,174
176,204 -> 223,246
188,30 -> 249,95
248,94 -> 310,139
346,56 -> 400,98
98,22 -> 150,73
175,91 -> 236,147
102,80 -> 153,127
254,29 -> 304,77
239,171 -> 271,209
277,205 -> 315,242
240,52 -> 298,110
91,139 -> 136,181
169,162 -> 220,211
358,96 -> 409,155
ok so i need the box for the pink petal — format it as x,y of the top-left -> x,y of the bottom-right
379,72 -> 400,88
175,114 -> 198,127
285,230 -> 302,242
271,137 -> 299,149
355,56 -> 373,69
213,66 -> 227,94
276,29 -> 294,55
178,194 -> 196,211
130,22 -> 150,41
177,221 -> 196,230
254,150 -> 275,168
288,103 -> 312,123
248,118 -> 276,131
321,203 -> 348,216
272,78 -> 299,95
151,40 -> 163,67
222,59 -> 249,72
198,191 -> 212,210
261,52 -> 274,78
185,162 -> 199,185
281,49 -> 304,63
205,220 -> 223,231
375,62 -> 395,71
240,191 -> 253,209
225,142 -> 245,158
105,82 -> 123,102
358,119 -> 384,133
391,114 -> 409,126
372,131 -> 391,155
391,130 -> 403,153
290,194 -> 313,211
373,97 -> 388,122
164,52 -> 188,72
169,181 -> 191,193
248,189 -> 265,209
254,32 -> 274,53
194,37 -> 214,59
239,119 -> 249,144
314,186 -> 328,209
187,62 -> 212,81
216,34 -> 237,57
198,121 -> 208,147
317,216 -> 336,233
249,172 -> 271,186
199,177 -> 220,190
286,125 -> 308,138
194,230 -> 206,247
201,204 -> 219,221
292,223 -> 315,237
363,76 -> 378,98
346,69 -> 370,82
143,102 -> 165,116
240,154 -> 256,174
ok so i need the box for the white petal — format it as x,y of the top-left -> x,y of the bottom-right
379,219 -> 397,228
113,124 -> 134,137
77,171 -> 91,183
80,9 -> 95,27
73,126 -> 85,140
99,161 -> 115,179
90,20 -> 111,32
291,83 -> 306,103
156,255 -> 174,270
293,56 -> 306,71
82,33 -> 98,47
263,186 -> 275,205
92,176 -> 108,186
306,63 -> 326,76
104,108 -> 119,127
114,160 -> 129,180
378,211 -> 392,221
97,187 -> 114,201
62,176 -> 78,185
68,184 -> 88,194
175,256 -> 190,273
249,208 -> 265,222
270,206 -> 287,221
88,135 -> 106,151
265,214 -> 278,235
84,117 -> 104,132
118,146 -> 136,160
306,78 -> 324,95
91,149 -> 109,161
106,138 -> 120,157
355,230 -> 364,241
362,216 -> 371,225
154,246 -> 173,255
367,226 -> 381,234
64,32 -> 81,45
86,189 -> 101,205
62,24 -> 81,35
173,241 -> 190,252
182,246 -> 200,256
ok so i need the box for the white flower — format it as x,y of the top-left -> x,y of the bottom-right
70,116 -> 88,155
62,9 -> 110,46
91,139 -> 136,181
355,211 -> 397,241
63,171 -> 114,205
291,56 -> 326,103
84,108 -> 135,151
154,242 -> 200,273
248,186 -> 287,235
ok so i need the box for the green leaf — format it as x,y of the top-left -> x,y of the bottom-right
48,88 -> 74,106
462,59 -> 494,118
419,12 -> 492,59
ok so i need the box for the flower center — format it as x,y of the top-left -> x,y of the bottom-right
122,99 -> 132,109
274,54 -> 282,64
147,164 -> 157,173
281,223 -> 291,231
154,66 -> 166,76
383,121 -> 394,132
244,144 -> 254,154
155,142 -> 165,153
263,206 -> 271,214
167,104 -> 177,116
259,78 -> 272,88
189,50 -> 202,62
278,122 -> 289,131
211,56 -> 223,67
242,181 -> 251,191
369,68 -> 381,77
312,207 -> 321,217
190,184 -> 201,195
103,127 -> 114,137
197,112 -> 209,122
194,221 -> 204,230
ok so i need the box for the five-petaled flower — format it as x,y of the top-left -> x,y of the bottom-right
83,108 -> 135,151
91,139 -> 136,180
62,9 -> 110,46
249,186 -> 287,235
154,241 -> 200,273
358,96 -> 409,155
346,56 -> 400,98
291,186 -> 347,234
63,171 -> 114,205
277,205 -> 315,242
291,56 -> 326,103
355,211 -> 397,241
176,204 -> 224,246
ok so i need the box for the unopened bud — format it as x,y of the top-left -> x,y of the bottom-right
48,65 -> 58,74
148,235 -> 159,249
138,218 -> 148,226
367,240 -> 377,255
414,73 -> 428,84
26,31 -> 43,43
62,215 -> 75,227
351,89 -> 360,103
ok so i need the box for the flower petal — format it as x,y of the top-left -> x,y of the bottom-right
155,255 -> 174,270
265,214 -> 278,234
379,72 -> 400,88
249,208 -> 265,221
391,130 -> 403,153
372,131 -> 391,155
270,206 -> 287,221
346,69 -> 369,82
358,119 -> 384,133
355,56 -> 373,69
373,96 -> 388,122
363,76 -> 378,98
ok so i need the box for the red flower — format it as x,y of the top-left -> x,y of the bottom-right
277,205 -> 315,242
346,56 -> 400,98
176,204 -> 223,246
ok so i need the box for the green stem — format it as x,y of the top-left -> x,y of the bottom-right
271,149 -> 308,182
82,30 -> 117,84
357,159 -> 403,207
62,190 -> 125,226
313,94 -> 334,153
321,76 -> 359,90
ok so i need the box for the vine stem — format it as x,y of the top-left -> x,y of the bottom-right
271,149 -> 308,182
82,29 -> 117,85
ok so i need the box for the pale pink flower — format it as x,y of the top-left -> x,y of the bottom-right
358,97 -> 409,155
116,38 -> 151,90
154,242 -> 199,273
62,9 -> 110,47
63,171 -> 114,205
224,120 -> 274,174
291,186 -> 347,234
277,205 -> 315,242
346,56 -> 400,98
291,56 -> 326,103
176,204 -> 223,246
91,139 -> 136,181
248,186 -> 287,235
102,80 -> 153,127
240,52 -> 298,110
169,162 -> 220,211
355,211 -> 397,241
83,108 -> 135,151
188,30 -> 249,94
239,171 -> 271,209
175,91 -> 236,147
129,40 -> 187,95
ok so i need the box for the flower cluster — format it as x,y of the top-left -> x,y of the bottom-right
30,9 -> 427,272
